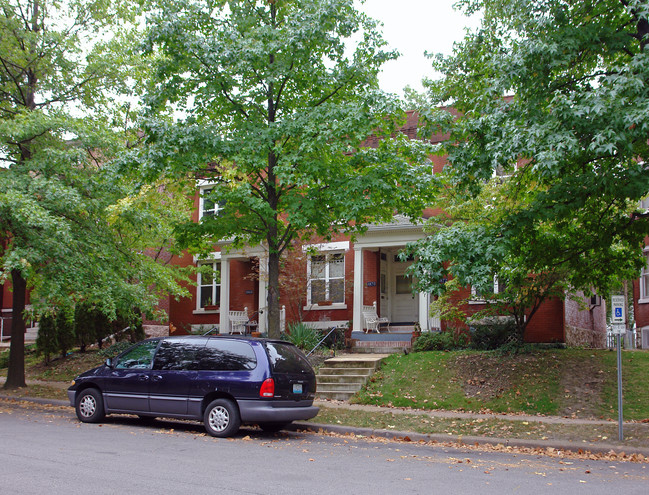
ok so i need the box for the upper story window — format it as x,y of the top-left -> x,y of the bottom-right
199,187 -> 225,220
470,275 -> 505,303
198,260 -> 221,309
639,251 -> 649,303
308,252 -> 345,305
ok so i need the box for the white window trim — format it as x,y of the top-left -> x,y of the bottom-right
469,275 -> 501,304
198,185 -> 223,220
639,249 -> 649,304
195,260 -> 221,313
303,242 -> 349,310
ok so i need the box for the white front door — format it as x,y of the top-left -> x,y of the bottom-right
391,260 -> 418,323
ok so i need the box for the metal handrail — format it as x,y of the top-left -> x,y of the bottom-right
306,326 -> 339,357
202,326 -> 219,336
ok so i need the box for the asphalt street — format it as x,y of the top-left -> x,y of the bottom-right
0,398 -> 648,494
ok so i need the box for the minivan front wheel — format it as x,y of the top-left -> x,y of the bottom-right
75,388 -> 105,423
204,399 -> 240,438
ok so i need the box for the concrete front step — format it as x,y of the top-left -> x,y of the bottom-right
316,382 -> 365,393
317,367 -> 375,376
315,354 -> 388,401
317,391 -> 358,401
317,374 -> 370,385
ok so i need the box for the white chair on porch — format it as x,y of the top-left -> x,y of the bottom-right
362,302 -> 389,333
229,308 -> 249,335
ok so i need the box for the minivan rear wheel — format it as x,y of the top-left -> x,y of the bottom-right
75,388 -> 105,423
204,399 -> 240,437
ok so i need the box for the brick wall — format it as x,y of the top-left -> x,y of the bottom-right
563,293 -> 607,348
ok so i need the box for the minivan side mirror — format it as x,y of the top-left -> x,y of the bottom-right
105,358 -> 114,368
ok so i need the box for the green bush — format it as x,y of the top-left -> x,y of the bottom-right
317,326 -> 345,351
36,312 -> 58,364
283,322 -> 321,351
56,306 -> 76,359
0,349 -> 9,368
470,319 -> 519,350
74,303 -> 97,352
413,331 -> 469,352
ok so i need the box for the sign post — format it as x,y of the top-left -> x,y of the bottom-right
610,295 -> 625,442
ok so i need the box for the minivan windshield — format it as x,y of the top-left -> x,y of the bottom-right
265,342 -> 313,374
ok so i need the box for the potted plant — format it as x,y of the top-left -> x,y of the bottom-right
203,298 -> 219,311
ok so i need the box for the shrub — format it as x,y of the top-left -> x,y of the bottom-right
0,349 -> 9,368
413,330 -> 469,352
36,313 -> 58,364
470,319 -> 519,350
56,306 -> 76,359
317,326 -> 345,351
283,322 -> 320,352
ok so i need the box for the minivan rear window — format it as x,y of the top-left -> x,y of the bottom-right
265,342 -> 313,374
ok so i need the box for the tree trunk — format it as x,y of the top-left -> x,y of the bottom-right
4,269 -> 27,389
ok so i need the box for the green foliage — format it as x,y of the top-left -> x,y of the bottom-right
74,304 -> 97,353
408,0 -> 649,338
318,326 -> 346,351
139,0 -> 435,337
283,323 -> 321,352
412,331 -> 469,352
36,314 -> 58,364
470,319 -> 519,350
0,0 -> 192,386
0,349 -> 8,369
56,306 -> 76,359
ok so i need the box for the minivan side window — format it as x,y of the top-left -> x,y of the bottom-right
114,341 -> 160,370
197,339 -> 257,371
153,339 -> 205,371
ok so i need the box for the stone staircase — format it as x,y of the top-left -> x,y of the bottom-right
316,354 -> 388,401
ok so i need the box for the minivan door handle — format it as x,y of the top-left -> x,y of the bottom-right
151,375 -> 163,382
137,375 -> 150,382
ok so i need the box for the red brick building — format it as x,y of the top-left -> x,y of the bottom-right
165,112 -> 607,347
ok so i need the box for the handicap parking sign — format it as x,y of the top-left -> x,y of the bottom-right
611,295 -> 625,324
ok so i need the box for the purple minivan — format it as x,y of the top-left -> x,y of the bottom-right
68,336 -> 319,437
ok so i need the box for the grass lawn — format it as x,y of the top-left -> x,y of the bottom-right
353,348 -> 649,421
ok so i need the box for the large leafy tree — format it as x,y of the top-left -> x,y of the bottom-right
408,0 -> 649,337
0,1 -> 191,388
140,0 -> 434,337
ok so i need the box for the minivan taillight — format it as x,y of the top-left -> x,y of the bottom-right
260,378 -> 275,398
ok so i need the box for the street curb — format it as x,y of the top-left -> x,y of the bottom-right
3,394 -> 648,458
0,394 -> 69,408
290,421 -> 649,458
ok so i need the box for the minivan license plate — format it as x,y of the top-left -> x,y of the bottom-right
292,383 -> 303,394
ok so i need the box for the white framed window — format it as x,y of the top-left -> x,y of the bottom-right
640,195 -> 649,212
470,275 -> 504,303
198,261 -> 221,309
308,252 -> 345,305
199,187 -> 224,220
639,251 -> 649,303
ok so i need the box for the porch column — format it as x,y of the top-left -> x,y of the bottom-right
353,247 -> 364,332
257,254 -> 268,334
219,257 -> 231,334
418,292 -> 429,331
